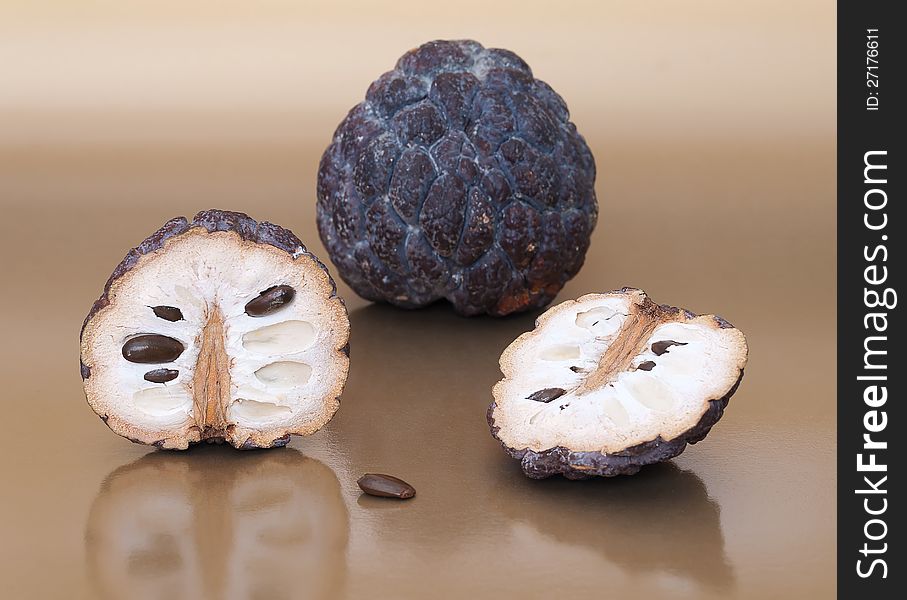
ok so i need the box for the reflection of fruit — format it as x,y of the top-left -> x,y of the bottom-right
79,209 -> 349,449
85,447 -> 348,600
497,463 -> 734,589
489,288 -> 748,478
317,39 -> 598,316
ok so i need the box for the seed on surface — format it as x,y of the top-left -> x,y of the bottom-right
152,306 -> 184,322
637,361 -> 656,371
122,335 -> 185,364
651,340 -> 687,356
245,285 -> 296,317
144,368 -> 179,383
526,388 -> 566,403
357,473 -> 416,499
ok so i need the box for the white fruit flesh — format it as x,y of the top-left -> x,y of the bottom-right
80,228 -> 349,449
492,290 -> 747,454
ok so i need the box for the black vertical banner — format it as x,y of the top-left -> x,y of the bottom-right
838,1 -> 903,597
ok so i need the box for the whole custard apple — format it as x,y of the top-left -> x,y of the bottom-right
317,39 -> 598,316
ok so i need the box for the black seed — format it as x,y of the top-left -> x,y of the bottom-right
357,473 -> 416,499
144,368 -> 179,383
245,285 -> 296,317
569,366 -> 584,373
122,335 -> 184,364
526,387 -> 566,403
637,361 -> 656,371
651,340 -> 687,356
152,306 -> 184,321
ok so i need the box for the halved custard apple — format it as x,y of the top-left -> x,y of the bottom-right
488,288 -> 747,478
80,210 -> 350,449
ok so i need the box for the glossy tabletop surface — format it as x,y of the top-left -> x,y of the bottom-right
0,2 -> 835,598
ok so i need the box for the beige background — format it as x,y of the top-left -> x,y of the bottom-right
0,1 -> 835,598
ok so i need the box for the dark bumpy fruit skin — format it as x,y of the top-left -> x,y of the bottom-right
80,209 -> 344,450
317,40 -> 598,316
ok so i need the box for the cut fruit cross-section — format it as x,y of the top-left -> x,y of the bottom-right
79,210 -> 350,449
487,288 -> 747,478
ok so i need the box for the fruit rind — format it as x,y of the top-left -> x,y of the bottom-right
81,210 -> 339,339
488,376 -> 740,479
